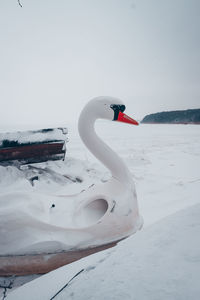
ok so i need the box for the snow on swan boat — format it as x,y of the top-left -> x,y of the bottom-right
0,97 -> 143,275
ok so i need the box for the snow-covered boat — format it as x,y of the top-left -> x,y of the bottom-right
0,97 -> 143,275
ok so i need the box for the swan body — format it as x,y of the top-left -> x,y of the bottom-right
0,97 -> 143,257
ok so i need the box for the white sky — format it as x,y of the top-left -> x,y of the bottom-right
0,0 -> 200,128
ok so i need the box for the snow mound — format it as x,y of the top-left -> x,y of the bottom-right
7,203 -> 200,300
0,128 -> 68,147
0,157 -> 108,255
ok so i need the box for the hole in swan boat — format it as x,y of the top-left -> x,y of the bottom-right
75,199 -> 108,228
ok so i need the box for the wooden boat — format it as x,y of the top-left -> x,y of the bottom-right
0,128 -> 68,166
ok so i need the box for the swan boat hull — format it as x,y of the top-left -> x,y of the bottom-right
0,241 -> 118,276
0,178 -> 142,276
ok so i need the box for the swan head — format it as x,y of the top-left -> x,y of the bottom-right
82,96 -> 139,125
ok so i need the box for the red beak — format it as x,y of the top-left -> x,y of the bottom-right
117,111 -> 139,125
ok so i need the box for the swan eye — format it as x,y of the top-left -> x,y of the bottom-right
110,104 -> 126,120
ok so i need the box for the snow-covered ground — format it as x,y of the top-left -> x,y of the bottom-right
1,123 -> 200,299
7,203 -> 200,300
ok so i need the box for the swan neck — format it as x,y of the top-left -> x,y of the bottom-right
78,113 -> 132,184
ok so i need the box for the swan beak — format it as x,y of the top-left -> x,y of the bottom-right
117,111 -> 139,125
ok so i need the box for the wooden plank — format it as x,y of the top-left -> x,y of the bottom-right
0,142 -> 65,165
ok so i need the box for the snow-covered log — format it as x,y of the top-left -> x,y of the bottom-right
0,128 -> 68,166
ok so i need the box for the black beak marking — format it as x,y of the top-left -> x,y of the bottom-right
110,104 -> 126,120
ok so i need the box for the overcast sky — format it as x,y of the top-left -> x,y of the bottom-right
0,0 -> 199,128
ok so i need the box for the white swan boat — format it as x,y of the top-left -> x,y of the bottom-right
0,96 -> 143,275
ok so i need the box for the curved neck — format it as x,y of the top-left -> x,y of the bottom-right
78,110 -> 132,185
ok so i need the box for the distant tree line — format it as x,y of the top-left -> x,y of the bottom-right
141,109 -> 200,124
